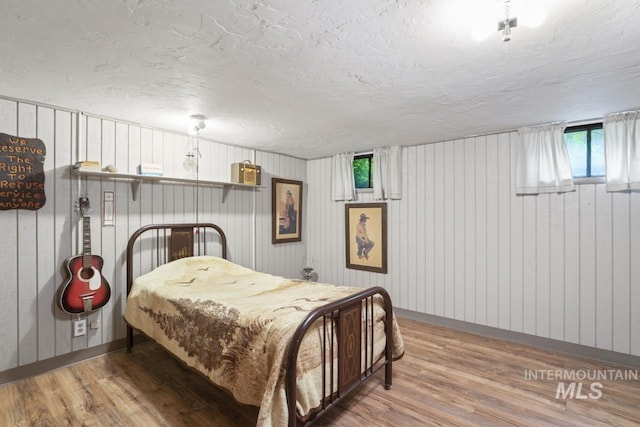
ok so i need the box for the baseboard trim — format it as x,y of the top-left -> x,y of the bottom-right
396,308 -> 640,369
0,335 -> 148,386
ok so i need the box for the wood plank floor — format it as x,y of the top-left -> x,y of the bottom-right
1,317 -> 639,426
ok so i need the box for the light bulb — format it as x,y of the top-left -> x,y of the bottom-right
469,0 -> 504,42
519,7 -> 546,28
471,21 -> 496,41
511,1 -> 546,28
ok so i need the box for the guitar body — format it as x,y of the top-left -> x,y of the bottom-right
58,197 -> 112,315
59,254 -> 111,314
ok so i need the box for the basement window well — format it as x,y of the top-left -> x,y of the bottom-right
564,123 -> 605,182
353,153 -> 374,189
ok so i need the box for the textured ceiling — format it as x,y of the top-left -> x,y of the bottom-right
1,0 -> 639,159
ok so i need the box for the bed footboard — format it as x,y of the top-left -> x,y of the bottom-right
286,286 -> 394,426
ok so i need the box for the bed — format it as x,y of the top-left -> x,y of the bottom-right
124,223 -> 404,426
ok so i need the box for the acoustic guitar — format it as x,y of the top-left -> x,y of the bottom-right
58,197 -> 111,314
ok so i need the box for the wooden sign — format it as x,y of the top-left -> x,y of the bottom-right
0,133 -> 46,210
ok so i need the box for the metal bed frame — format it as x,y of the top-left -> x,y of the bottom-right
125,223 -> 394,426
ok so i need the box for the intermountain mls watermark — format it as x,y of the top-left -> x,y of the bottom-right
524,369 -> 639,400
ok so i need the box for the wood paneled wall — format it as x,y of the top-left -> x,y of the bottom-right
0,98 -> 305,373
2,94 -> 637,376
254,151 -> 306,277
306,133 -> 640,357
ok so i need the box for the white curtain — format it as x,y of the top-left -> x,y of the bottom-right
516,122 -> 575,194
331,152 -> 356,201
604,110 -> 640,192
373,146 -> 403,200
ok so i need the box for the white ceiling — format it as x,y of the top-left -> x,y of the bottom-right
1,0 -> 639,159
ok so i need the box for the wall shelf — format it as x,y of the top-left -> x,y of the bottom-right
71,167 -> 263,202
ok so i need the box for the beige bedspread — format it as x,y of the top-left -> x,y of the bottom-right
124,256 -> 404,426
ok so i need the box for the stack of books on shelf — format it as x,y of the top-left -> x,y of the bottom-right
73,161 -> 101,172
137,163 -> 163,176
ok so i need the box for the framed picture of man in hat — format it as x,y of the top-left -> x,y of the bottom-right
272,177 -> 303,244
345,203 -> 387,273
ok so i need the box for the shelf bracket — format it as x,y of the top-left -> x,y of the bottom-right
130,179 -> 142,202
222,185 -> 231,203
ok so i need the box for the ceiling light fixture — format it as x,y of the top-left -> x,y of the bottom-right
470,0 -> 546,42
498,0 -> 517,42
190,114 -> 207,135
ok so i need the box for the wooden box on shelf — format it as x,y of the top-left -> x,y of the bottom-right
231,161 -> 261,185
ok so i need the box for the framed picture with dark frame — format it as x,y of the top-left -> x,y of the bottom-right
272,178 -> 303,244
345,203 -> 387,273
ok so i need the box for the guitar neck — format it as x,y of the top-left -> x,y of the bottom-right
82,215 -> 92,269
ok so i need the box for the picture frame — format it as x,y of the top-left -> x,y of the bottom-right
272,178 -> 303,244
345,203 -> 387,274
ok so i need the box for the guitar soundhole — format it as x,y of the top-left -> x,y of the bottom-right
80,267 -> 94,280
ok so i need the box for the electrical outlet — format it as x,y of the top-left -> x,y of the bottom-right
73,319 -> 87,337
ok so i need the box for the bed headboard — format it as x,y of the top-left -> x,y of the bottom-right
126,223 -> 228,296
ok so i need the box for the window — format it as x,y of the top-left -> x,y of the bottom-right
353,154 -> 373,189
564,123 -> 605,178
